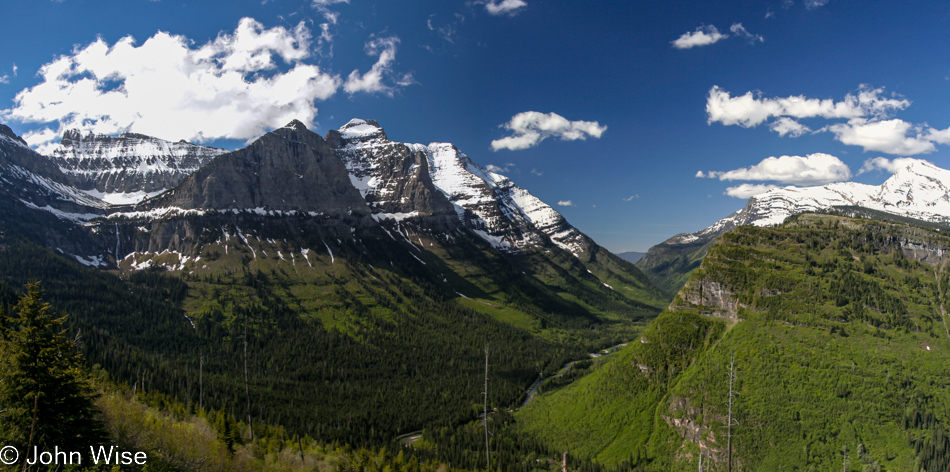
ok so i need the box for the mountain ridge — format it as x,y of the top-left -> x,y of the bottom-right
639,158 -> 950,294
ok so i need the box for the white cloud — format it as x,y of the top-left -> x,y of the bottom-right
11,63 -> 16,77
2,17 -> 348,150
769,117 -> 811,137
308,0 -> 350,57
805,0 -> 830,9
859,157 -> 929,175
672,25 -> 727,49
0,75 -> 8,84
557,200 -> 574,207
491,111 -> 606,151
427,15 -> 459,44
485,162 -> 514,173
343,36 -> 413,95
699,153 -> 852,186
729,23 -> 764,44
484,0 -> 527,16
703,85 -> 950,155
623,195 -> 639,201
706,85 -> 909,128
724,183 -> 780,198
826,118 -> 935,155
530,168 -> 543,176
925,125 -> 950,145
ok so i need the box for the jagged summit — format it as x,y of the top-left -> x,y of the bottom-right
0,124 -> 28,149
144,118 -> 369,216
327,118 -> 389,146
329,119 -> 591,256
281,119 -> 309,131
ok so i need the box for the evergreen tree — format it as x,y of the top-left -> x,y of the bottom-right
0,281 -> 105,450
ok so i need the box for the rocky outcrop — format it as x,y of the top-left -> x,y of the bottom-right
674,278 -> 742,320
663,396 -> 725,466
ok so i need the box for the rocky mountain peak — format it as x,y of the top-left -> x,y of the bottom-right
145,119 -> 369,216
0,124 -> 29,148
326,118 -> 388,148
284,119 -> 309,131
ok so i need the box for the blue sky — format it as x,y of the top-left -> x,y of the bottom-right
3,0 -> 950,252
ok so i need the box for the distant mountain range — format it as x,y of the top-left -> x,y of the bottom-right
638,159 -> 950,293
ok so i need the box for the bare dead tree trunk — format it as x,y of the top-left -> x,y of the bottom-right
484,344 -> 491,472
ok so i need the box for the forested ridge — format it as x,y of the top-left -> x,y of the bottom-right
517,213 -> 950,471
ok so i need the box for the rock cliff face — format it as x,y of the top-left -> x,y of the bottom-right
48,129 -> 224,204
330,118 -> 592,257
144,120 -> 370,217
673,278 -> 742,320
0,124 -> 110,260
327,119 -> 458,226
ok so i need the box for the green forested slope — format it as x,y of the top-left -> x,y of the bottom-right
517,213 -> 950,472
0,211 -> 666,450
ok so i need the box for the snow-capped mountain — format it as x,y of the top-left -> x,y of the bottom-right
331,118 -> 591,256
47,129 -> 224,204
701,159 -> 950,237
0,118 -> 648,288
639,158 -> 950,293
0,124 -> 108,214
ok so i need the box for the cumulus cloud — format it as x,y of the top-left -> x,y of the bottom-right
557,200 -> 574,207
484,0 -> 527,16
491,111 -> 607,151
2,18 -> 350,150
826,119 -> 934,155
729,23 -> 764,44
704,85 -> 950,155
698,153 -> 852,186
724,183 -> 780,198
672,25 -> 727,49
706,85 -> 909,128
859,157 -> 929,175
769,117 -> 811,137
343,36 -> 413,95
